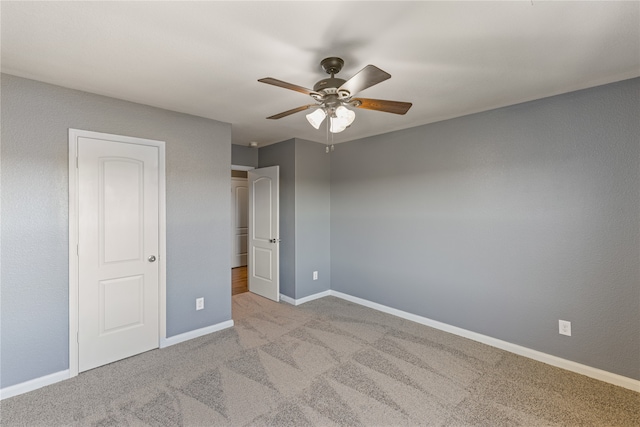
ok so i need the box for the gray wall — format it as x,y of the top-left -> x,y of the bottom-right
294,140 -> 331,299
1,74 -> 233,388
259,139 -> 296,298
330,78 -> 640,380
232,144 -> 258,168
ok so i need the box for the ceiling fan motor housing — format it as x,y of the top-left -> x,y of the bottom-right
315,57 -> 350,97
313,77 -> 347,94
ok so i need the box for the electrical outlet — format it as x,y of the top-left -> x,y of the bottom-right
196,297 -> 204,311
313,271 -> 318,280
559,320 -> 571,336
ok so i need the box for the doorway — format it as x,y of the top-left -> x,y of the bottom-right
230,164 -> 280,302
231,167 -> 250,295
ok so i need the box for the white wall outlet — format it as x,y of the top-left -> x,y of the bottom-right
559,319 -> 571,336
196,297 -> 204,311
313,271 -> 318,280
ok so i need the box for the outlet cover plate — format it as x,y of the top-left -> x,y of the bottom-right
196,297 -> 204,311
559,319 -> 571,336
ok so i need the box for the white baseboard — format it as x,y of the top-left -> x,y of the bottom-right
279,294 -> 296,305
329,290 -> 640,393
1,369 -> 70,400
280,290 -> 331,306
160,319 -> 234,348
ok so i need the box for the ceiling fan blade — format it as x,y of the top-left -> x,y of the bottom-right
266,105 -> 315,120
338,65 -> 391,96
258,77 -> 317,96
352,98 -> 412,115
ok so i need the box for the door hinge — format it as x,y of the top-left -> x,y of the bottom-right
77,244 -> 79,256
77,332 -> 79,343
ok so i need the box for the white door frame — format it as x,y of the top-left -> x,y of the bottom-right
68,129 -> 167,378
231,164 -> 254,269
231,177 -> 249,268
232,164 -> 255,172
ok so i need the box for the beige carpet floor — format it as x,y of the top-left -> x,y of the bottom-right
1,293 -> 638,426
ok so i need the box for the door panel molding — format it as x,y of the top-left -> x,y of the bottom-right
68,129 -> 166,378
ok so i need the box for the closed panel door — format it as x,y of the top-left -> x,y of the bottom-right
231,177 -> 248,268
78,136 -> 159,372
248,166 -> 279,301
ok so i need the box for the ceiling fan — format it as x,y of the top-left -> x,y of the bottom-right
258,57 -> 412,133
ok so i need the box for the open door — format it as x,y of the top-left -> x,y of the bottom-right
248,166 -> 280,301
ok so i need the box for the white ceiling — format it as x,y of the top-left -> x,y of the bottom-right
2,1 -> 639,147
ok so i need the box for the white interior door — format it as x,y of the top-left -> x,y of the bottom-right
77,135 -> 159,372
248,166 -> 279,301
231,177 -> 248,268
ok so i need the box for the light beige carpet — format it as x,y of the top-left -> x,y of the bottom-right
2,293 -> 638,426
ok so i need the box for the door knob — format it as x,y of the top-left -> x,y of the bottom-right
148,255 -> 156,262
269,238 -> 281,243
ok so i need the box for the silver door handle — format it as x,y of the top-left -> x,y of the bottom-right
148,255 -> 156,262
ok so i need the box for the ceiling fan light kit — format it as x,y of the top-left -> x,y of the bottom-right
329,106 -> 356,133
306,108 -> 326,129
305,105 -> 356,133
259,57 -> 412,134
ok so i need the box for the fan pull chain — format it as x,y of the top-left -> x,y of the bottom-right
324,117 -> 335,153
325,111 -> 330,153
